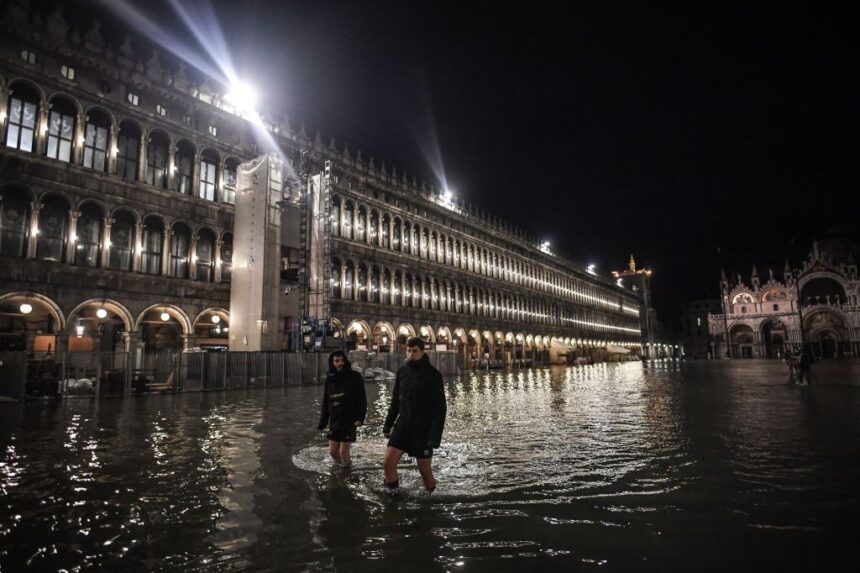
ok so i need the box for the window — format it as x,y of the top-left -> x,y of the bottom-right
0,192 -> 29,258
116,123 -> 140,181
208,125 -> 218,137
169,225 -> 191,278
82,112 -> 109,171
74,206 -> 102,267
156,104 -> 167,117
5,91 -> 38,152
773,304 -> 779,311
20,50 -> 37,64
109,212 -> 135,271
97,80 -> 111,95
697,317 -> 702,327
175,143 -> 194,194
60,65 -> 76,80
141,219 -> 164,275
146,134 -> 169,188
36,197 -> 68,262
182,114 -> 193,127
199,153 -> 217,201
126,91 -> 139,106
223,162 -> 237,204
46,101 -> 75,162
741,306 -> 747,314
195,230 -> 215,282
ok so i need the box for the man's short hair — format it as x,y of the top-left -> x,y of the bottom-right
406,336 -> 425,350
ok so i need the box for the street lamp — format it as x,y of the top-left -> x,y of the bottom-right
19,303 -> 33,314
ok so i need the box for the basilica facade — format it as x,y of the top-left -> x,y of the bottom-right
709,238 -> 860,359
0,2 -> 642,368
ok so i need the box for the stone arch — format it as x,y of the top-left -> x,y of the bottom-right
729,323 -> 756,358
134,303 -> 192,334
47,90 -> 83,114
372,320 -> 395,351
84,104 -> 118,129
803,308 -> 849,359
0,291 -> 66,331
192,307 -> 230,347
418,324 -> 436,344
760,318 -> 788,358
7,77 -> 47,101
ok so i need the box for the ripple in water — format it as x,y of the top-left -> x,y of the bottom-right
2,360 -> 860,570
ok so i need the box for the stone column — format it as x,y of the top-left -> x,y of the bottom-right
217,158 -> 226,203
132,222 -> 144,272
191,152 -> 201,199
108,124 -> 118,174
101,217 -> 114,269
214,239 -> 223,283
189,233 -> 198,280
27,202 -> 43,259
73,112 -> 86,164
340,264 -> 347,300
138,132 -> 148,182
65,210 -> 81,264
167,144 -> 177,190
183,333 -> 195,351
161,228 -> 172,276
37,101 -> 50,155
0,84 -> 8,132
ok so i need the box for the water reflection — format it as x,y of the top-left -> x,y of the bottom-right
1,362 -> 859,570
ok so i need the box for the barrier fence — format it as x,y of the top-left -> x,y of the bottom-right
0,348 -> 548,400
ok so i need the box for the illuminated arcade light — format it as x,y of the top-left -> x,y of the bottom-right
211,315 -> 221,324
19,303 -> 33,314
96,308 -> 108,319
160,312 -> 171,322
76,325 -> 85,338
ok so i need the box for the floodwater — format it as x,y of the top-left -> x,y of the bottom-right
2,360 -> 860,572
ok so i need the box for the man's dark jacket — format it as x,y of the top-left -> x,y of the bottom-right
317,356 -> 367,431
383,354 -> 447,449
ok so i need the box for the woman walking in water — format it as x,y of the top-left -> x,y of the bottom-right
318,350 -> 367,467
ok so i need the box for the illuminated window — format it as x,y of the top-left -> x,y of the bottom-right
156,104 -> 167,117
82,112 -> 109,171
126,91 -> 139,106
5,88 -> 38,152
20,50 -> 37,64
208,125 -> 218,137
182,114 -> 194,127
60,65 -> 76,80
199,152 -> 217,201
45,100 -> 75,162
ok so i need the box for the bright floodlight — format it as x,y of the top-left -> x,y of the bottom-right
225,81 -> 258,114
443,188 -> 453,201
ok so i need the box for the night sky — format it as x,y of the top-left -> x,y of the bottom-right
80,1 -> 860,315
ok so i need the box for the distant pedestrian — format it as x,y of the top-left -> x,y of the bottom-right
383,337 -> 447,494
318,350 -> 367,467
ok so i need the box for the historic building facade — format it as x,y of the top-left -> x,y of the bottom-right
0,2 -> 642,366
709,239 -> 860,359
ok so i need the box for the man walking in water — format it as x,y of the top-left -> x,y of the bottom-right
383,337 -> 447,493
317,350 -> 367,467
